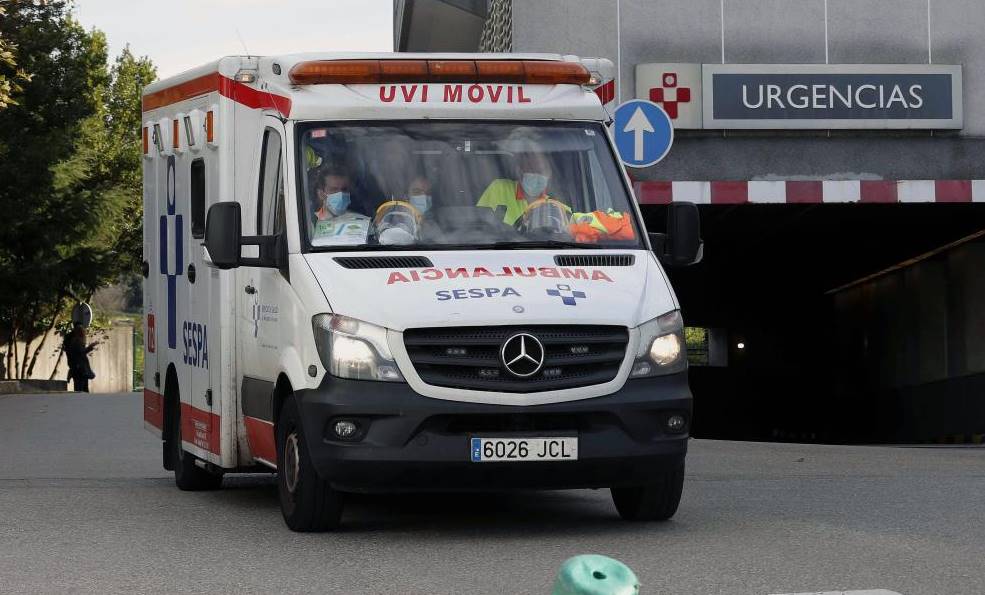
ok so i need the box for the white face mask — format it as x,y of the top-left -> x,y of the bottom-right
409,194 -> 432,213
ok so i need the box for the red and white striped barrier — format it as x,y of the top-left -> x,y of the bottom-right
632,180 -> 985,204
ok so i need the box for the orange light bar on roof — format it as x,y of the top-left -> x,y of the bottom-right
427,60 -> 477,81
288,59 -> 591,86
380,60 -> 428,82
475,60 -> 526,83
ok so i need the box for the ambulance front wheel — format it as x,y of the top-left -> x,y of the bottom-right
277,394 -> 344,532
610,461 -> 685,521
169,399 -> 223,491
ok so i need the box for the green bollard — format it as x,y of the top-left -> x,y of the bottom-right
552,554 -> 640,595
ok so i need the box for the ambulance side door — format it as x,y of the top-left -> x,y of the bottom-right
184,153 -> 218,451
237,118 -> 289,425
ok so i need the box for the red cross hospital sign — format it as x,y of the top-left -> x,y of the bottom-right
636,63 -> 703,129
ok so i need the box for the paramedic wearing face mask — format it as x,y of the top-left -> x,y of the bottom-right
310,165 -> 371,245
405,175 -> 433,214
477,150 -> 560,226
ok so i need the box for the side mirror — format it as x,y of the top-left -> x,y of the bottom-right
650,201 -> 703,266
204,202 -> 242,269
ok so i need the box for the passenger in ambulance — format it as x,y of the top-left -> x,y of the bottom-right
404,174 -> 433,214
476,149 -> 564,226
372,173 -> 433,245
309,164 -> 371,245
373,200 -> 422,245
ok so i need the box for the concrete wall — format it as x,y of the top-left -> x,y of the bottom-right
10,324 -> 134,393
512,0 -> 985,181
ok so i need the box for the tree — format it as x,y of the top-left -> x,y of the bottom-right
103,47 -> 157,277
0,3 -> 32,108
0,1 -> 155,378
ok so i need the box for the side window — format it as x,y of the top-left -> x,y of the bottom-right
257,128 -> 283,236
190,158 -> 205,238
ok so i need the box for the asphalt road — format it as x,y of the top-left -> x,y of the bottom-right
1,392 -> 983,595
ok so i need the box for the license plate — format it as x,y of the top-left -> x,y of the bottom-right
470,437 -> 578,462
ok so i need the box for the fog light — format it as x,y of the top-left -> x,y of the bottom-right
630,361 -> 652,377
376,364 -> 403,381
333,420 -> 359,440
666,414 -> 686,433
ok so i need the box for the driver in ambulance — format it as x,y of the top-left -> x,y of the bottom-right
310,164 -> 371,245
476,148 -> 563,226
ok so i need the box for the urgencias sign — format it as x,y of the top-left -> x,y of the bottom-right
702,64 -> 962,129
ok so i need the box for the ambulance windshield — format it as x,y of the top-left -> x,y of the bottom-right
299,121 -> 642,250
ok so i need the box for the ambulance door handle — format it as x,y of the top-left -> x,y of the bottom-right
244,284 -> 256,295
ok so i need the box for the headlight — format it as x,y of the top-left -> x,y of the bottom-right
630,310 -> 687,378
312,314 -> 404,382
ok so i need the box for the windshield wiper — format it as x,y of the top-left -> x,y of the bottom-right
489,240 -> 594,250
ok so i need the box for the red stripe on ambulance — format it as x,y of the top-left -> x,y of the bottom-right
244,416 -> 277,464
141,72 -> 291,116
144,389 -> 219,456
143,389 -> 164,429
180,402 -> 221,455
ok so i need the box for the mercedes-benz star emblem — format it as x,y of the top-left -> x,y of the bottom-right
500,333 -> 545,378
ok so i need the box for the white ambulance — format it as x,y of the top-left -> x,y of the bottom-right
141,52 -> 701,532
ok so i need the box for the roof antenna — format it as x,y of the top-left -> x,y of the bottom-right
233,27 -> 285,122
235,27 -> 251,56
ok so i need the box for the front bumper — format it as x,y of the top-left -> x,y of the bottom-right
295,373 -> 692,492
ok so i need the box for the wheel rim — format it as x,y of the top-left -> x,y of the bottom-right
284,431 -> 301,494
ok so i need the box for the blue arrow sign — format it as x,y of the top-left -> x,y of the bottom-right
612,99 -> 674,168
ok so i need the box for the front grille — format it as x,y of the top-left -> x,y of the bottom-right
403,325 -> 629,393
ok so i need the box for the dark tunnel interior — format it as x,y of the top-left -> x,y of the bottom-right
641,203 -> 985,444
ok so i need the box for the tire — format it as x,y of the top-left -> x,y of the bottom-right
277,395 -> 344,532
611,462 -> 685,521
170,400 -> 223,491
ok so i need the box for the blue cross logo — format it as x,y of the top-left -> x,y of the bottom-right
158,155 -> 183,350
546,284 -> 586,306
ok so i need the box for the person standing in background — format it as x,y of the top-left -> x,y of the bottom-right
64,324 -> 95,392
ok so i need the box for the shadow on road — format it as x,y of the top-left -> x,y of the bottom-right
206,474 -> 687,537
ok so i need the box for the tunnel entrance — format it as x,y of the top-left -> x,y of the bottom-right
643,203 -> 985,444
